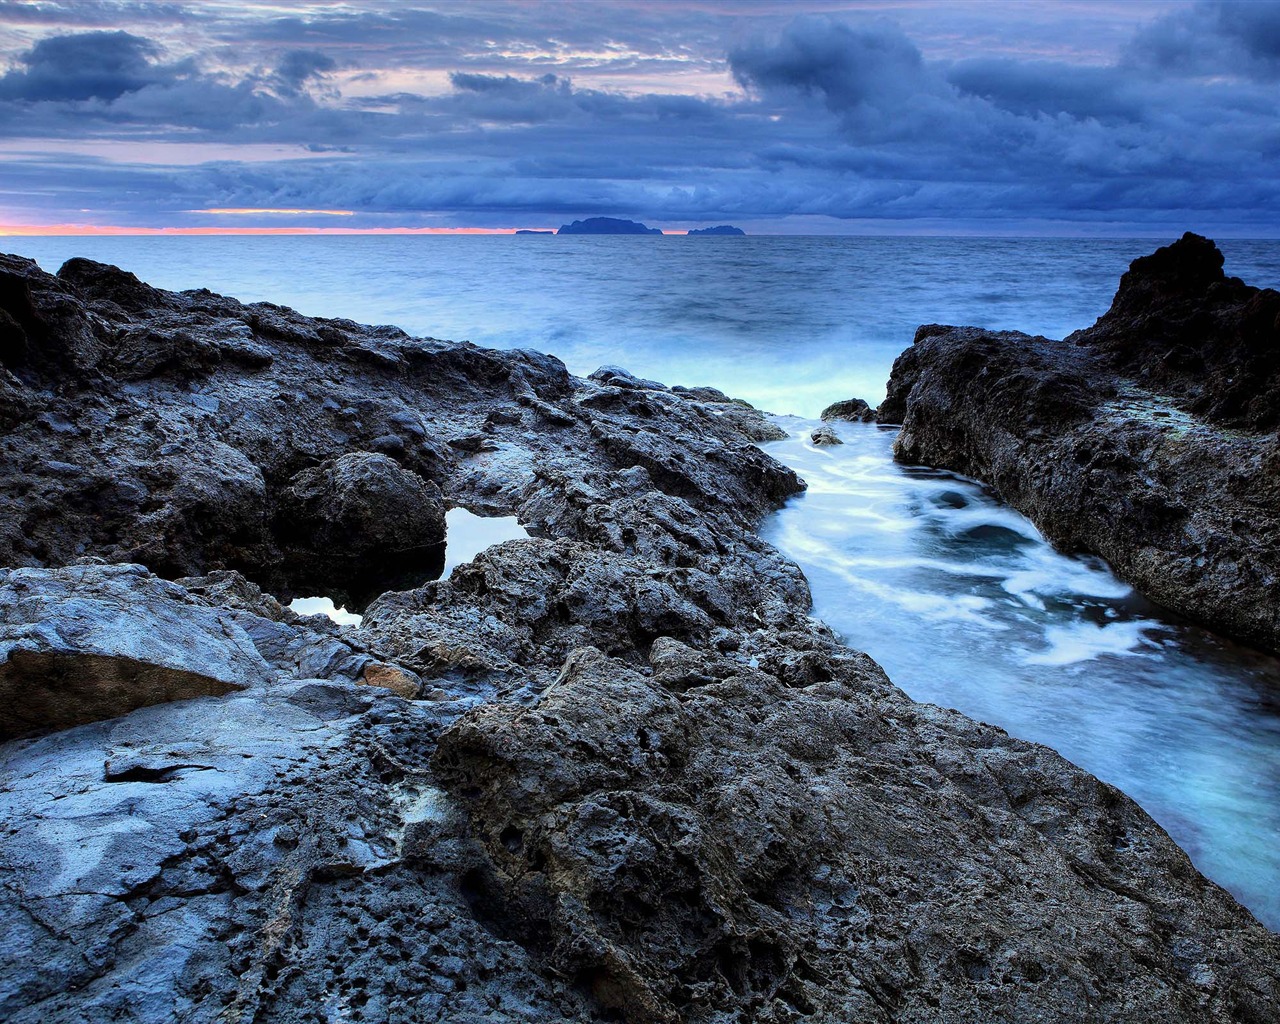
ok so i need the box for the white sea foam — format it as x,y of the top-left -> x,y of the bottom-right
289,596 -> 363,626
1022,619 -> 1160,667
762,418 -> 1280,929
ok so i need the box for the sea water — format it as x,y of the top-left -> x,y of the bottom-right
12,234 -> 1280,926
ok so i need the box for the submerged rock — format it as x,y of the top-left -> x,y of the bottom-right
881,235 -> 1280,653
1,252 -> 1277,1023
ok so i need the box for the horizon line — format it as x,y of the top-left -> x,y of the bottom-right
2,223 -> 1277,242
0,224 -> 546,237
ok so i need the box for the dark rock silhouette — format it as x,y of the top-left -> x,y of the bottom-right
557,217 -> 663,235
881,234 -> 1280,653
687,225 -> 746,236
514,229 -> 554,234
1070,231 -> 1280,431
821,397 -> 876,422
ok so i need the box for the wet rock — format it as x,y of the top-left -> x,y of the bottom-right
882,236 -> 1280,653
820,397 -> 876,422
810,425 -> 843,445
0,673 -> 595,1024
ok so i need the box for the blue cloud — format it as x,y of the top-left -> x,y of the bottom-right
0,30 -> 161,102
0,5 -> 1278,234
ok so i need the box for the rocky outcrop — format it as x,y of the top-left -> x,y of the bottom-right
810,424 -> 843,446
0,253 -> 793,609
1070,232 -> 1280,431
880,235 -> 1280,653
821,396 -> 876,422
687,225 -> 746,236
1,252 -> 1278,1023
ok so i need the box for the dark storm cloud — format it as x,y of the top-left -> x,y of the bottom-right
945,61 -> 1142,123
730,16 -> 928,112
1127,0 -> 1280,79
0,30 -> 344,138
271,50 -> 337,97
1,4 -> 1279,234
0,30 -> 162,101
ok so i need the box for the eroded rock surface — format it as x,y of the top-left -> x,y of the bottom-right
880,234 -> 1280,653
0,253 -> 796,610
1,253 -> 1277,1023
0,563 -> 269,739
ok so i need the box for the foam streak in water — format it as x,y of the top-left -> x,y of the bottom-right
763,419 -> 1280,929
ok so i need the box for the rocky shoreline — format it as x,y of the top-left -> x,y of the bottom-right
877,234 -> 1280,655
1,253 -> 1277,1022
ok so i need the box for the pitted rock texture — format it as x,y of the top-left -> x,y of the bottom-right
0,254 -> 1277,1023
881,236 -> 1280,654
436,645 -> 1280,1024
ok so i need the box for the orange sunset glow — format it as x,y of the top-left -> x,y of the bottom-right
0,223 -> 541,236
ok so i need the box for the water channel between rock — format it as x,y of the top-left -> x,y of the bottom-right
762,418 -> 1280,929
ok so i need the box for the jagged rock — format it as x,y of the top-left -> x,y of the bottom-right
881,236 -> 1280,653
1,252 -> 1277,1023
1070,231 -> 1280,430
0,255 -> 793,608
434,642 -> 1280,1024
810,425 -> 843,445
820,397 -> 876,422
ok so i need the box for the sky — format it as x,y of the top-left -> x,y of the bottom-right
0,0 -> 1277,236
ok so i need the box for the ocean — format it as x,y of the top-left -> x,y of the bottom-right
11,234 -> 1280,927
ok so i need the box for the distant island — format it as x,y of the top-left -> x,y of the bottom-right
557,217 -> 663,235
687,225 -> 746,236
514,229 -> 555,235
